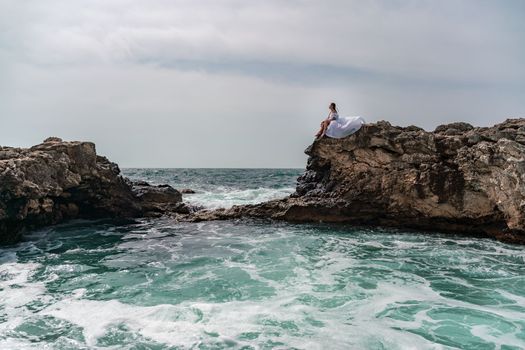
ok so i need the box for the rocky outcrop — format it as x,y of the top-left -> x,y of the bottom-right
5,119 -> 525,245
132,181 -> 189,215
195,119 -> 525,244
0,138 -> 186,244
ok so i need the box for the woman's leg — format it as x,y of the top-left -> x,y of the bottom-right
315,122 -> 324,137
315,121 -> 325,137
321,120 -> 328,136
316,120 -> 329,137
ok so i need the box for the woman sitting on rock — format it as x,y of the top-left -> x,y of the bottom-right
315,102 -> 366,139
315,102 -> 339,139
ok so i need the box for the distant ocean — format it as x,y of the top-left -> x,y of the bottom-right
123,168 -> 301,209
0,169 -> 524,349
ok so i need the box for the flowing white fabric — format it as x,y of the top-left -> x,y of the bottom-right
325,116 -> 366,139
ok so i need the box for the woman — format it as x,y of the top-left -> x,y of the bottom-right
315,102 -> 339,139
315,102 -> 366,139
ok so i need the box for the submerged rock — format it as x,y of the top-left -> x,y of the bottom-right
196,118 -> 525,244
0,139 -> 186,244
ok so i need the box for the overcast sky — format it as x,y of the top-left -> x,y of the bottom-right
1,0 -> 524,167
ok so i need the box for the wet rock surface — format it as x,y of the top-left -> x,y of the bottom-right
0,138 -> 186,244
195,119 -> 525,244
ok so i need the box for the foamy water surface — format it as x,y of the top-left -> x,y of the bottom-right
0,169 -> 524,349
123,168 -> 299,209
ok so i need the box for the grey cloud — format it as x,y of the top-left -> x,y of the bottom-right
1,0 -> 524,167
4,0 -> 524,82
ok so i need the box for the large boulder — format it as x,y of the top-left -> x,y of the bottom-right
132,181 -> 188,215
0,138 -> 184,244
196,119 -> 525,244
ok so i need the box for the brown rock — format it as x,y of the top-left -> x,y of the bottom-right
132,182 -> 186,216
0,139 -> 185,244
198,118 -> 525,244
43,137 -> 63,143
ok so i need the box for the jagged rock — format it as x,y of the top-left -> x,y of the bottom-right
180,188 -> 196,194
132,182 -> 188,216
43,137 -> 63,143
434,122 -> 474,135
0,139 -> 184,244
196,118 -> 525,244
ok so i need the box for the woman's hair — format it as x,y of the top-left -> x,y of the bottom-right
329,102 -> 337,112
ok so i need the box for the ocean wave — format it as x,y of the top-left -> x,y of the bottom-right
183,186 -> 296,209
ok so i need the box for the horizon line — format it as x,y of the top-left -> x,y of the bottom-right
121,167 -> 305,170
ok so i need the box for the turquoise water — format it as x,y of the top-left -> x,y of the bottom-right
1,169 -> 524,349
123,168 -> 300,209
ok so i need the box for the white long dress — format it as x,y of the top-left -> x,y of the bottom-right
325,113 -> 365,139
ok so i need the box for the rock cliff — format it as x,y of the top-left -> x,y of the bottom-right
0,138 -> 185,244
196,119 -> 525,244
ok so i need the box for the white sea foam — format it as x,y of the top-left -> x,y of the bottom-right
184,186 -> 295,209
2,216 -> 525,349
0,242 -> 442,349
0,262 -> 45,310
38,290 -> 443,349
0,262 -> 48,336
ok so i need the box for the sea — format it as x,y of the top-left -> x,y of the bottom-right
0,168 -> 524,349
